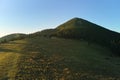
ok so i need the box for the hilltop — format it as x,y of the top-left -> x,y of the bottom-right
0,33 -> 26,43
55,18 -> 120,41
29,17 -> 120,55
54,18 -> 120,55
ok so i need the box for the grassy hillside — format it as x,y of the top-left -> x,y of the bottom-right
29,29 -> 55,38
55,18 -> 120,42
0,17 -> 120,79
52,18 -> 120,55
29,18 -> 120,55
0,40 -> 26,79
0,33 -> 26,43
0,37 -> 120,79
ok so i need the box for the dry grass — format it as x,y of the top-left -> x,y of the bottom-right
0,37 -> 120,80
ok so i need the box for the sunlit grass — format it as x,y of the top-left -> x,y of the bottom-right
0,52 -> 21,79
0,40 -> 26,79
0,37 -> 120,79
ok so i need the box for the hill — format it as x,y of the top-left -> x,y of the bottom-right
0,33 -> 26,43
29,29 -> 55,38
54,18 -> 120,55
29,17 -> 120,55
55,18 -> 120,45
0,17 -> 120,79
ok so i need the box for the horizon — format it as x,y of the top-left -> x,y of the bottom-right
0,0 -> 120,37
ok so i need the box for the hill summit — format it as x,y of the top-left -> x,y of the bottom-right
53,17 -> 120,55
0,33 -> 26,43
28,17 -> 120,55
56,17 -> 120,40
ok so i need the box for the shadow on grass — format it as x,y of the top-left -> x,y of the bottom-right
0,48 -> 20,53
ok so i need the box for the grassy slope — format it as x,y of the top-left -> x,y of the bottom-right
55,18 -> 120,56
0,33 -> 26,43
0,40 -> 26,79
0,37 -> 120,79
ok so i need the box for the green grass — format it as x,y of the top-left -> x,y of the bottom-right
0,37 -> 120,79
54,18 -> 120,56
0,33 -> 26,42
0,40 -> 26,79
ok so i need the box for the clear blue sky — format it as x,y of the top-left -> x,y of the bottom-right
0,0 -> 120,37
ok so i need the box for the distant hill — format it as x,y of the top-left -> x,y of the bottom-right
0,33 -> 26,43
29,29 -> 55,38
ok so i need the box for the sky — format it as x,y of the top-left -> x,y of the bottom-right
0,0 -> 120,37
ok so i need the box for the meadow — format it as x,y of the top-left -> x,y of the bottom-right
0,36 -> 120,80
